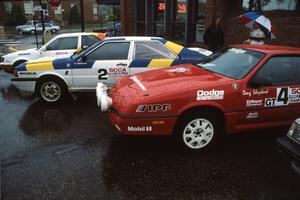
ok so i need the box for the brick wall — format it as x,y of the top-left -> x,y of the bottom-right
120,0 -> 136,36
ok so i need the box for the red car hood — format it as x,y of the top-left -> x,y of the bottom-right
119,64 -> 233,99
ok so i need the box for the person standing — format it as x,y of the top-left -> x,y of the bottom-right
203,17 -> 224,53
244,22 -> 265,45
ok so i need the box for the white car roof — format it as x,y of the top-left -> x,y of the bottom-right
55,32 -> 94,38
104,36 -> 163,41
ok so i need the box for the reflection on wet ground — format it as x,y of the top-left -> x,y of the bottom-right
1,71 -> 300,200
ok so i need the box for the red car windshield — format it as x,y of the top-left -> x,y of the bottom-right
197,48 -> 265,79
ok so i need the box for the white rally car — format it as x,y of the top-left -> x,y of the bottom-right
11,36 -> 211,104
0,32 -> 105,68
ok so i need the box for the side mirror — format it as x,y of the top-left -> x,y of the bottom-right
249,76 -> 272,88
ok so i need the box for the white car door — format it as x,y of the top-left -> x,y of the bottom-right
42,36 -> 79,58
72,41 -> 132,89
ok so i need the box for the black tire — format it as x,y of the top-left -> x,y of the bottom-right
175,110 -> 224,151
36,77 -> 68,104
18,29 -> 22,35
51,29 -> 57,34
30,30 -> 35,35
13,60 -> 27,68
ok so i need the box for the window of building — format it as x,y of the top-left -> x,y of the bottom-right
24,1 -> 34,15
54,5 -> 62,15
87,42 -> 130,60
4,2 -> 12,14
136,0 -> 146,35
134,42 -> 177,59
254,56 -> 300,86
171,0 -> 187,41
46,37 -> 78,51
93,4 -> 98,15
243,0 -> 300,11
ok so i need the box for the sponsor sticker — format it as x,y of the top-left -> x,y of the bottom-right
197,89 -> 224,100
246,100 -> 263,107
136,104 -> 171,112
130,76 -> 147,91
228,48 -> 246,54
247,112 -> 258,119
128,126 -> 152,132
108,67 -> 129,77
19,72 -> 36,75
265,87 -> 300,107
165,68 -> 190,73
242,89 -> 268,97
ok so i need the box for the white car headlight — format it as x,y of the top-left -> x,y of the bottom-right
287,121 -> 300,143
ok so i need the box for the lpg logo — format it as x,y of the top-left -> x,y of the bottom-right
197,89 -> 224,100
128,126 -> 152,132
136,104 -> 171,112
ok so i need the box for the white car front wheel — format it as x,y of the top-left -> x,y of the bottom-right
37,78 -> 68,104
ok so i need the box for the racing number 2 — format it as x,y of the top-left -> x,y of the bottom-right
98,69 -> 108,80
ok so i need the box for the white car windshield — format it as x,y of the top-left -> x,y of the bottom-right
197,48 -> 265,79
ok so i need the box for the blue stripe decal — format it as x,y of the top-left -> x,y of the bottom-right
178,48 -> 206,60
151,38 -> 167,44
15,63 -> 27,71
129,59 -> 151,68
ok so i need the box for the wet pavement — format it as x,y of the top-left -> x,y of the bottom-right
1,71 -> 300,200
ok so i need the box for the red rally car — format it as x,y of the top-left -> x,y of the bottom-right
96,45 -> 300,151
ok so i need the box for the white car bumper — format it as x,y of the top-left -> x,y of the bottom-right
96,82 -> 112,112
11,78 -> 36,93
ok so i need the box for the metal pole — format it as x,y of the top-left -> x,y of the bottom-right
80,0 -> 85,32
33,16 -> 39,48
39,0 -> 45,45
113,4 -> 116,36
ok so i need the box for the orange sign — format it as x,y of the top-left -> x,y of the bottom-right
157,2 -> 186,13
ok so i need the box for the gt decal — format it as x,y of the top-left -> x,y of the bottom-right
98,69 -> 108,80
136,104 -> 171,112
265,88 -> 300,107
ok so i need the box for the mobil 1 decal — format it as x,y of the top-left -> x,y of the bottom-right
265,87 -> 300,107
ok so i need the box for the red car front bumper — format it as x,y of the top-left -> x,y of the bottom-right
108,108 -> 177,136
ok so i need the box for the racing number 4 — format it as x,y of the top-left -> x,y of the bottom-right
277,88 -> 289,105
98,69 -> 108,80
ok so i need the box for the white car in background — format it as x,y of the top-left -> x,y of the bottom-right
0,32 -> 105,68
20,23 -> 60,34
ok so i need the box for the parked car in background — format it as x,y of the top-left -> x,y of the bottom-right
0,32 -> 104,69
10,36 -> 210,104
277,119 -> 300,176
93,22 -> 121,36
97,45 -> 300,151
20,23 -> 60,34
16,20 -> 36,34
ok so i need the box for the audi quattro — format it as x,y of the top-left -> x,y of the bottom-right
0,32 -> 105,70
97,45 -> 300,151
11,37 -> 211,104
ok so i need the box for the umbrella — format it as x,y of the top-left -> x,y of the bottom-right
239,12 -> 275,39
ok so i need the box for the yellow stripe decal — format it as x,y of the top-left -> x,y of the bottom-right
148,59 -> 174,68
26,61 -> 54,71
165,41 -> 184,55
